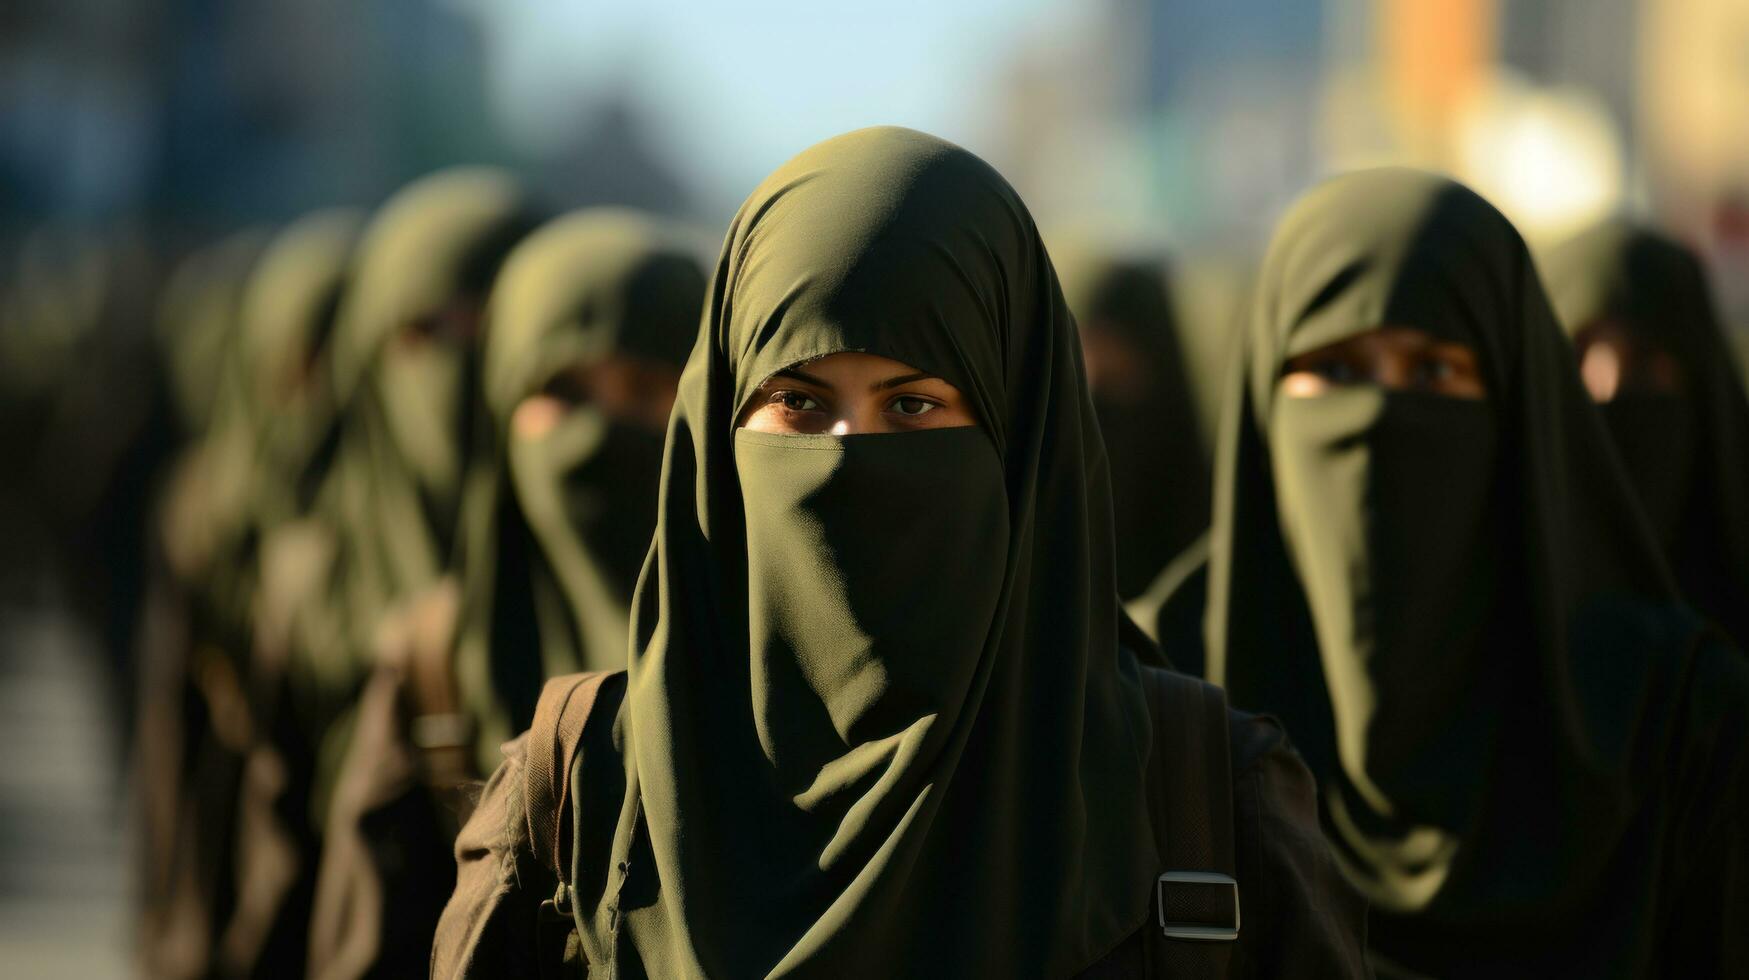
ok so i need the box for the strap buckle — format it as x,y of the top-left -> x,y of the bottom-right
1156,871 -> 1239,942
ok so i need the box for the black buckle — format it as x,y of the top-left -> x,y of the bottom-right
1156,871 -> 1239,941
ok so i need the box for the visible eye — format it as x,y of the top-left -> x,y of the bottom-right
889,395 -> 937,417
1314,359 -> 1358,384
1414,358 -> 1455,387
772,390 -> 822,412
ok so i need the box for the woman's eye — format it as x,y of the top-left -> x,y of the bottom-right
1415,359 -> 1455,386
890,396 -> 937,417
1317,360 -> 1356,384
773,390 -> 821,412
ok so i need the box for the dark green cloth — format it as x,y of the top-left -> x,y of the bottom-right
589,127 -> 1157,977
1544,220 -> 1749,648
282,168 -> 537,828
1058,254 -> 1210,598
457,207 -> 704,772
1204,168 -> 1749,975
317,168 -> 540,677
237,208 -> 364,531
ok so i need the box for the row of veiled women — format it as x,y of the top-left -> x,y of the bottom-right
114,129 -> 1748,977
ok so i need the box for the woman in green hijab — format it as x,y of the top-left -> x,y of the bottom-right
1543,220 -> 1749,649
1057,253 -> 1210,600
433,127 -> 1366,978
222,170 -> 539,978
1204,168 -> 1749,976
304,209 -> 701,979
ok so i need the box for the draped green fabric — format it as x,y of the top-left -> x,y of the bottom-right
1543,220 -> 1749,647
236,208 -> 364,532
1057,254 -> 1210,599
156,229 -> 274,440
293,169 -> 538,820
590,127 -> 1157,978
1204,168 -> 1749,974
152,229 -> 274,643
317,168 -> 539,666
455,208 -> 703,773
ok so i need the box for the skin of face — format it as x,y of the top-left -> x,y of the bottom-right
512,353 -> 683,440
1279,326 -> 1487,399
1572,319 -> 1685,403
737,352 -> 979,435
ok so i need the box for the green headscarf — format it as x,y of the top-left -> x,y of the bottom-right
320,167 -> 540,653
156,229 -> 273,440
590,128 -> 1157,977
455,208 -> 703,772
1206,169 -> 1748,973
1057,253 -> 1210,598
236,208 -> 364,526
1543,220 -> 1749,647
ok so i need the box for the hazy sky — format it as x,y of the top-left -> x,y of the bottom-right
469,0 -> 1072,215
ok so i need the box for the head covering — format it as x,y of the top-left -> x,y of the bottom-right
601,127 -> 1156,977
237,208 -> 365,525
1205,168 -> 1742,971
454,208 -> 703,771
1057,253 -> 1210,598
320,168 -> 540,649
156,229 -> 274,439
1543,220 -> 1749,646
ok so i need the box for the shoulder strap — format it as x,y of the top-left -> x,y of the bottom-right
523,671 -> 618,886
1142,666 -> 1240,967
400,580 -> 471,790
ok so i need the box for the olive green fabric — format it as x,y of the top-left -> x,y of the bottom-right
584,127 -> 1156,979
1058,254 -> 1209,598
236,208 -> 364,529
457,208 -> 703,773
284,169 -> 536,830
156,229 -> 274,440
1544,220 -> 1749,647
1205,168 -> 1749,974
318,168 -> 539,671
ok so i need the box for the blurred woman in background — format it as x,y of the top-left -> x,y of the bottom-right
305,208 -> 700,978
1544,221 -> 1749,649
217,169 -> 540,978
1057,253 -> 1209,602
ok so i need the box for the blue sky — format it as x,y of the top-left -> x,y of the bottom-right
468,0 -> 1071,215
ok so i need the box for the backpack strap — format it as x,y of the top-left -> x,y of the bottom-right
1141,667 -> 1239,970
399,580 -> 471,792
523,671 -> 618,888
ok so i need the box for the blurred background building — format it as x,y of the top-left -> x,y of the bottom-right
8,0 -> 1745,309
2,1 -> 1746,975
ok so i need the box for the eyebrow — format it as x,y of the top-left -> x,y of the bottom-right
771,368 -> 939,391
872,372 -> 933,391
774,367 -> 830,387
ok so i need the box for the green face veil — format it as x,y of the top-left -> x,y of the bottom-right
1207,169 -> 1729,965
605,128 -> 1156,978
1544,221 -> 1749,647
1058,254 -> 1210,598
323,168 -> 539,628
454,208 -> 703,770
